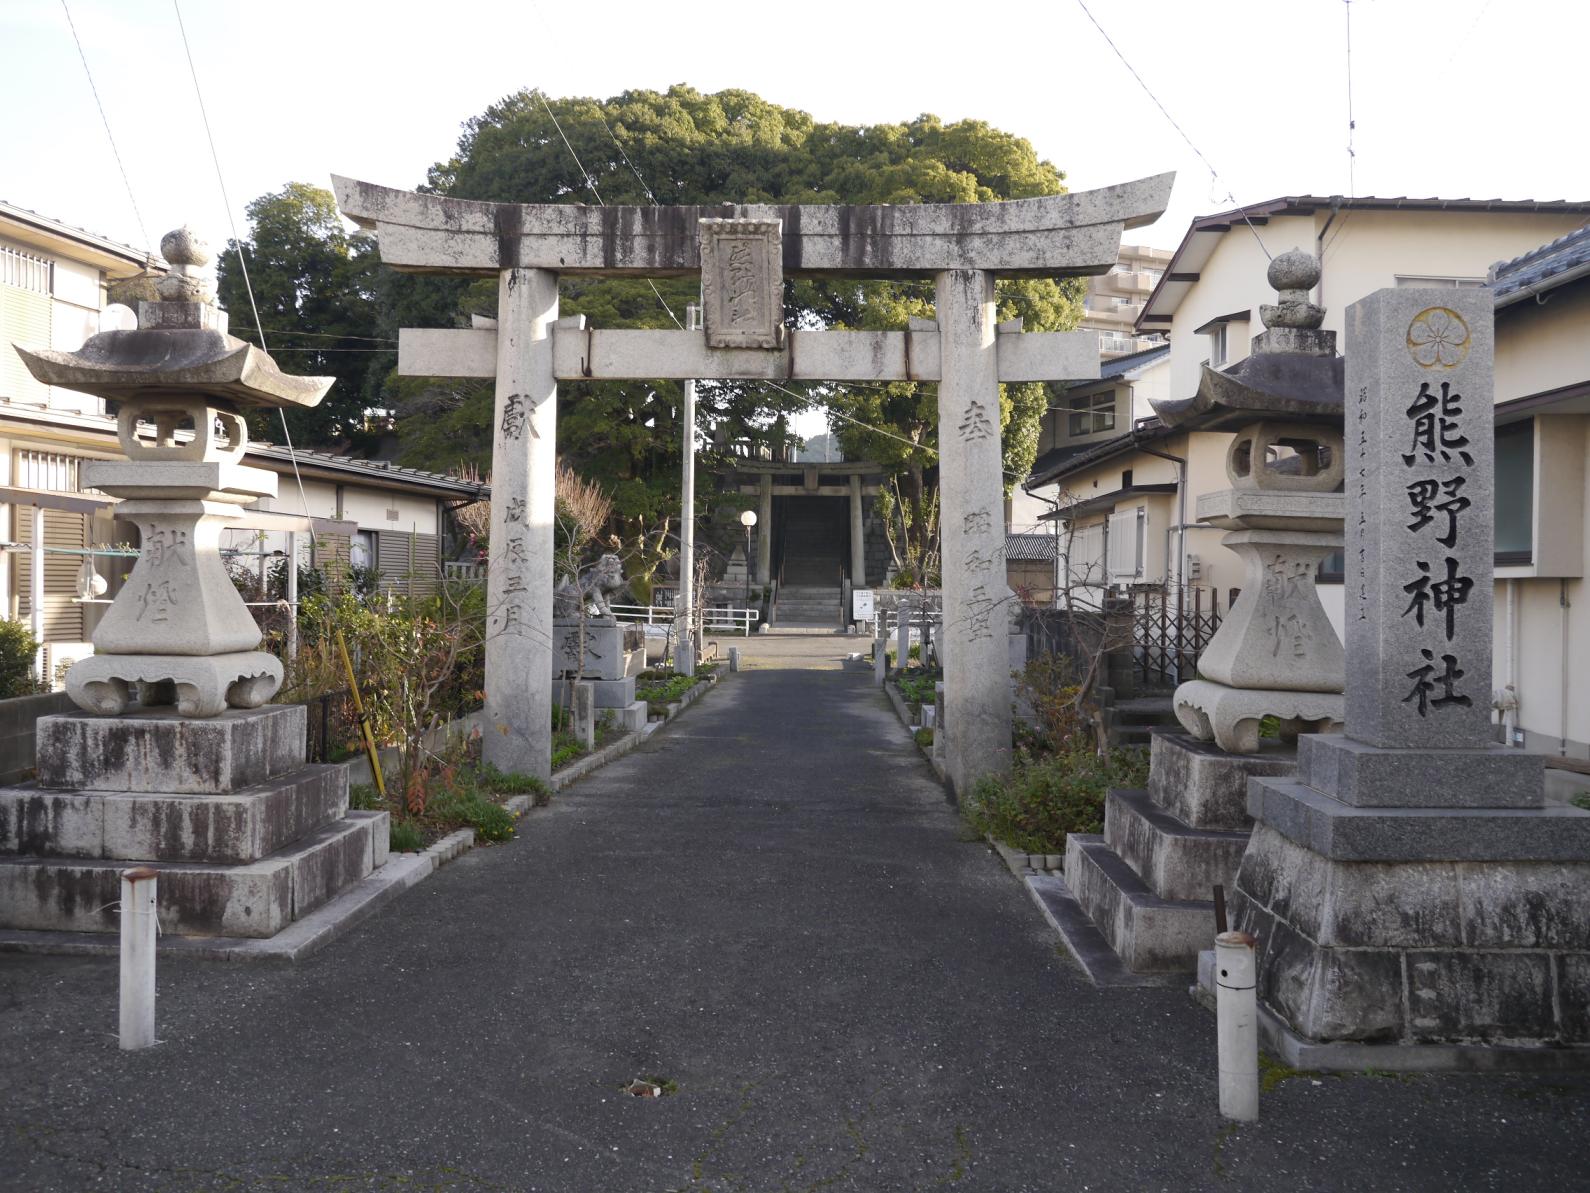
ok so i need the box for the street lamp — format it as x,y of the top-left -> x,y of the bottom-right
739,509 -> 757,611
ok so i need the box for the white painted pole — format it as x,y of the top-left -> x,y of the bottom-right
119,866 -> 158,1051
285,529 -> 299,666
30,505 -> 45,683
1215,930 -> 1259,1122
677,304 -> 700,677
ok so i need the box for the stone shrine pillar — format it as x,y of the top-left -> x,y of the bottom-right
936,269 -> 1013,795
848,474 -> 866,585
756,474 -> 773,587
485,267 -> 558,780
1233,286 -> 1590,1066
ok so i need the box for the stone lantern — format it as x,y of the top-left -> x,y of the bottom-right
16,227 -> 331,716
1151,249 -> 1346,753
1,230 -> 386,947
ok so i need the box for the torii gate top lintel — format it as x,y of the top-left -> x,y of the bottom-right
330,173 -> 1174,278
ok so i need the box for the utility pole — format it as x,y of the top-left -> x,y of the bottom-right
677,303 -> 701,676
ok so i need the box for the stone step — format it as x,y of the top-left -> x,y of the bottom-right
1063,834 -> 1218,973
1103,787 -> 1251,903
0,764 -> 348,864
0,810 -> 387,939
35,704 -> 307,793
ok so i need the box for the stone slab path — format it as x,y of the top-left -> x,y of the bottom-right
1,635 -> 1586,1191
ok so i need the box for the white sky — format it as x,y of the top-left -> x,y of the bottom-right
5,0 -> 1583,264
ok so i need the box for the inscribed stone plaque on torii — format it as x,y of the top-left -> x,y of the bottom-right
699,219 -> 783,349
1345,288 -> 1494,749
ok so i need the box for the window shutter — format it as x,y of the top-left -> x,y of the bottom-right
1108,509 -> 1140,578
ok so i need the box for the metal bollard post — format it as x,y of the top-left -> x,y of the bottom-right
119,866 -> 158,1051
1215,930 -> 1259,1122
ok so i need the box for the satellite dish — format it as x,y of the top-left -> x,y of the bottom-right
99,303 -> 137,332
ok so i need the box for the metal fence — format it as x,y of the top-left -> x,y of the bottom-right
609,603 -> 760,637
1129,585 -> 1225,689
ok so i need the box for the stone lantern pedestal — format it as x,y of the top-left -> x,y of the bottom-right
0,227 -> 391,947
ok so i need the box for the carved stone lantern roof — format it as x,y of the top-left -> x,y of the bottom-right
14,227 -> 332,408
1150,248 -> 1344,432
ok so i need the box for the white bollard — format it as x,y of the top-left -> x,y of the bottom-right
119,866 -> 158,1051
1215,930 -> 1259,1122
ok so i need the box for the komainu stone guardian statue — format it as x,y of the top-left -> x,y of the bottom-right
15,227 -> 331,716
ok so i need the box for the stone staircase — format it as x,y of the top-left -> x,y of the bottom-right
1049,731 -> 1297,975
774,584 -> 842,628
1098,691 -> 1180,748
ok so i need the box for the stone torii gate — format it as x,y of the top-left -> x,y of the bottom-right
333,174 -> 1174,790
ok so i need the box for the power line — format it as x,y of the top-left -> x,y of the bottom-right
171,0 -> 311,522
59,0 -> 152,260
229,326 -> 399,344
1073,0 -> 1272,261
1344,0 -> 1357,196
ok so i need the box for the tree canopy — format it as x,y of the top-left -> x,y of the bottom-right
217,183 -> 390,448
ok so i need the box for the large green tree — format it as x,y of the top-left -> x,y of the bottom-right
392,85 -> 1084,575
217,183 -> 390,448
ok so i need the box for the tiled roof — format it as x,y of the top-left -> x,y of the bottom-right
1064,343 -> 1170,390
246,443 -> 488,497
1005,532 -> 1057,562
1491,225 -> 1590,306
0,199 -> 157,268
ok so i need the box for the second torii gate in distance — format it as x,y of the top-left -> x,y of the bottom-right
333,173 -> 1174,793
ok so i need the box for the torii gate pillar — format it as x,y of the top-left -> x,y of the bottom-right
936,269 -> 1012,792
485,267 -> 558,779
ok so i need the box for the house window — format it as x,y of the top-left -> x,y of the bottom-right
1068,392 -> 1116,437
0,246 -> 52,294
1209,324 -> 1229,368
14,450 -> 80,492
1395,275 -> 1485,289
1495,420 -> 1534,563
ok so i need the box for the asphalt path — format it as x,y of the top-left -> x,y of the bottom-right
1,634 -> 1586,1191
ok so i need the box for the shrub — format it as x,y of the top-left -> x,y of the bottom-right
0,619 -> 40,699
914,727 -> 934,749
390,821 -> 424,852
964,745 -> 1150,855
894,669 -> 941,708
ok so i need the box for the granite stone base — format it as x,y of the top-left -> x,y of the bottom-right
1297,733 -> 1545,808
604,700 -> 648,735
0,811 -> 385,938
1232,822 -> 1590,1050
554,675 -> 637,710
1048,733 -> 1299,976
0,764 -> 347,863
36,704 -> 306,793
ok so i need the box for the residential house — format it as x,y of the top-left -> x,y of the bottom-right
1490,227 -> 1590,760
1,201 -> 485,684
1022,195 -> 1590,637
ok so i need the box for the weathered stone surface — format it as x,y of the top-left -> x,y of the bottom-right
1317,860 -> 1463,949
553,675 -> 636,710
99,766 -> 347,864
289,814 -> 377,919
1344,288 -> 1495,751
936,269 -> 1012,795
604,701 -> 648,735
65,651 -> 283,719
1103,787 -> 1249,902
1557,956 -> 1590,1044
1302,947 -> 1407,1042
699,219 -> 783,349
1248,776 -> 1590,861
1193,529 -> 1344,692
333,173 -> 1176,278
1457,863 -> 1590,949
1064,834 -> 1216,972
1148,732 -> 1295,830
1174,680 -> 1342,755
0,813 -> 377,938
1195,489 -> 1345,532
552,621 -> 637,682
482,267 -> 557,781
0,789 -> 101,856
36,705 -> 305,793
1406,952 -> 1556,1043
1297,733 -> 1544,808
1231,823 -> 1329,942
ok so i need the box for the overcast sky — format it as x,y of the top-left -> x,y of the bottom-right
5,0 -> 1584,265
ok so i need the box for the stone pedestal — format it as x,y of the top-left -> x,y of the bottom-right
0,706 -> 387,939
1057,733 -> 1296,974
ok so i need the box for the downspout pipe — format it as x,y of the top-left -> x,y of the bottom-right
1134,444 -> 1189,597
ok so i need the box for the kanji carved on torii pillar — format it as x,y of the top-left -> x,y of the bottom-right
333,172 -> 1174,787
